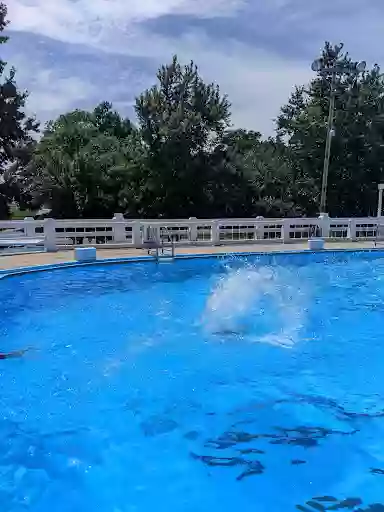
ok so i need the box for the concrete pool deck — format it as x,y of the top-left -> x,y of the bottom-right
0,241 -> 378,270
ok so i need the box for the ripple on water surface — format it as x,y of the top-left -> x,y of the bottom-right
1,253 -> 384,511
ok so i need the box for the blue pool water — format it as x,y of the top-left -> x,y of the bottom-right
1,252 -> 384,511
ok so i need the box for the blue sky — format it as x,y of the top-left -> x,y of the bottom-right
4,0 -> 383,135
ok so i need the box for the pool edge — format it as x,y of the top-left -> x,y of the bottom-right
1,247 -> 384,279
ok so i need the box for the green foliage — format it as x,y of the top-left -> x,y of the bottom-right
277,42 -> 384,216
10,206 -> 37,220
135,56 -> 242,217
0,3 -> 39,218
4,27 -> 384,220
30,104 -> 143,218
221,130 -> 303,217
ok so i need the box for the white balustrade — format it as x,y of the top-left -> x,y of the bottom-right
0,215 -> 382,253
330,221 -> 350,239
354,220 -> 377,239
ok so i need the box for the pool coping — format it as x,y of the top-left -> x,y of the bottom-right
1,247 -> 384,279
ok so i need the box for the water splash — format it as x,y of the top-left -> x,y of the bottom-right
202,264 -> 306,348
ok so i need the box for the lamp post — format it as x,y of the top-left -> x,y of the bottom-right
311,45 -> 366,214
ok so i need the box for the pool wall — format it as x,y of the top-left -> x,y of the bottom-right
1,248 -> 384,279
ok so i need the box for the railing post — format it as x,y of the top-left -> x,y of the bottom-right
44,218 -> 58,252
347,219 -> 357,241
281,219 -> 291,243
112,213 -> 126,243
255,216 -> 264,241
132,221 -> 142,248
188,217 -> 198,243
211,220 -> 220,246
318,214 -> 330,239
23,217 -> 36,238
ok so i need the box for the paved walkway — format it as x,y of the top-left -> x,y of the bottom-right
0,241 -> 377,270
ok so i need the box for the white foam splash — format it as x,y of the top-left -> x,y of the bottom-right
202,265 -> 306,348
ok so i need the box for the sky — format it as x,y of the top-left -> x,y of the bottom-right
3,0 -> 384,136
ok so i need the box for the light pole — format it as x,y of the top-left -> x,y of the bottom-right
311,45 -> 366,214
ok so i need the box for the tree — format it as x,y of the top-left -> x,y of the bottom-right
19,45 -> 384,221
277,42 -> 384,217
215,130 -> 306,217
5,140 -> 38,211
135,55 -> 250,218
0,3 -> 39,218
30,104 -> 142,218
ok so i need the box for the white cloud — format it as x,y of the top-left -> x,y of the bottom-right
9,0 -> 246,59
9,0 -> 245,44
6,0 -> 311,135
173,37 -> 311,132
17,27 -> 311,134
10,56 -> 98,121
28,73 -> 96,115
9,0 -> 381,135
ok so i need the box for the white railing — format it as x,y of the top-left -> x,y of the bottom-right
0,213 -> 382,253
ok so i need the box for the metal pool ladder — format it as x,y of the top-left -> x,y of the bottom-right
144,227 -> 175,262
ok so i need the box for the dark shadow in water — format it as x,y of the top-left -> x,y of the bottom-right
205,424 -> 357,452
190,453 -> 245,467
232,394 -> 384,426
289,395 -> 384,422
196,422 -> 357,480
190,393 -> 384,490
296,496 -> 384,511
370,468 -> 384,475
236,460 -> 265,481
190,452 -> 265,481
140,415 -> 179,437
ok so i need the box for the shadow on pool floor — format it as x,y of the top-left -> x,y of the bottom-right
296,496 -> 384,511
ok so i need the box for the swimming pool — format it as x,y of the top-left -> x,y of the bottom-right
1,251 -> 384,511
